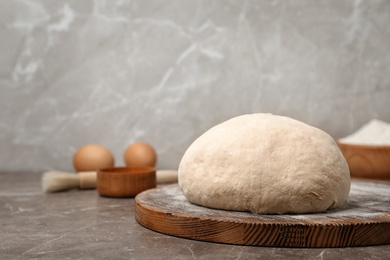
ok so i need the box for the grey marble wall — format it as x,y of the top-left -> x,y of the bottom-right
1,0 -> 389,172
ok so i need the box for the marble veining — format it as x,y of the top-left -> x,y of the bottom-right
1,173 -> 389,259
0,0 -> 389,173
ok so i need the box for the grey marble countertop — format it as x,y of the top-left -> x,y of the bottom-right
1,172 -> 389,260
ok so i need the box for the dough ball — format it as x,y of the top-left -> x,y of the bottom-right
178,113 -> 350,214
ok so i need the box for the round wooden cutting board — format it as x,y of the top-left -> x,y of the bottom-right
135,180 -> 390,248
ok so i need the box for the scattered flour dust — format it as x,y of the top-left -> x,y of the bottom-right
339,119 -> 390,145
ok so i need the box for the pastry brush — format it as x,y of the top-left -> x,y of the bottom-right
42,169 -> 178,193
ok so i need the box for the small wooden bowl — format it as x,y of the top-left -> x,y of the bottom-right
337,141 -> 390,180
97,166 -> 156,198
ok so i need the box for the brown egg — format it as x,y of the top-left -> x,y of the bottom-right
124,142 -> 157,168
73,144 -> 115,172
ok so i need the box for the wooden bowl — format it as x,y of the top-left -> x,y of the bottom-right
337,141 -> 390,180
97,166 -> 156,198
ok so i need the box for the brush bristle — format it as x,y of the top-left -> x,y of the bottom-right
42,171 -> 80,193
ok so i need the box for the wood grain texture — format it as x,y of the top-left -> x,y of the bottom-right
97,167 -> 156,197
337,142 -> 390,180
135,180 -> 390,247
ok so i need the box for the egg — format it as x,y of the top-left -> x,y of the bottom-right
73,144 -> 115,172
124,142 -> 157,168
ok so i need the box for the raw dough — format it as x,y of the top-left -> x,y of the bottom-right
178,113 -> 351,214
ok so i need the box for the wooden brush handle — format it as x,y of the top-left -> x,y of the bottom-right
78,171 -> 97,189
156,170 -> 178,183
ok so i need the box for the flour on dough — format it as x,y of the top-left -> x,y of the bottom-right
178,113 -> 351,214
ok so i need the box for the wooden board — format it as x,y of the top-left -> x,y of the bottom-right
135,180 -> 390,248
